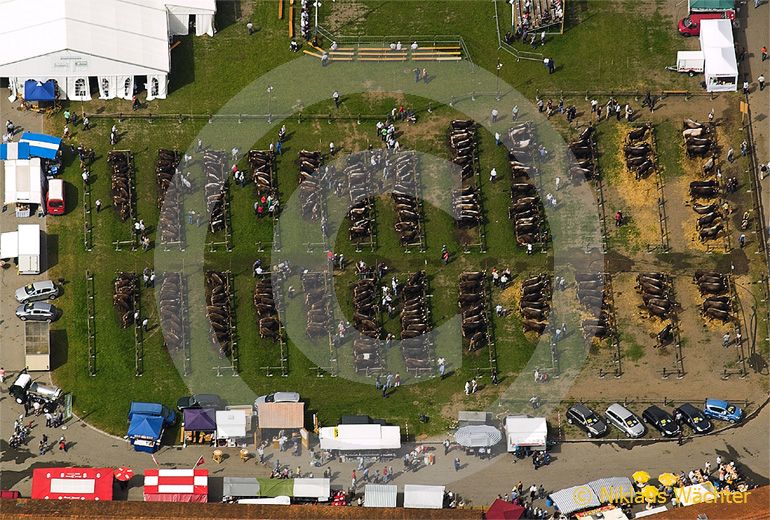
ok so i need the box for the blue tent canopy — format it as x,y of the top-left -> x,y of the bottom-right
0,142 -> 31,160
18,133 -> 61,160
24,80 -> 56,102
128,414 -> 164,439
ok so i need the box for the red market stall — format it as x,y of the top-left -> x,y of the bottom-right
31,467 -> 113,501
143,469 -> 208,503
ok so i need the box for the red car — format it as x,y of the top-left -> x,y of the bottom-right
678,11 -> 735,36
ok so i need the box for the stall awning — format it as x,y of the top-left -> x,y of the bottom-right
588,477 -> 635,503
674,482 -> 717,507
143,469 -> 208,503
364,484 -> 397,508
319,424 -> 401,451
183,408 -> 216,431
0,142 -> 31,160
504,416 -> 548,449
257,402 -> 304,430
403,484 -> 445,509
18,132 -> 61,160
222,477 -> 260,498
0,231 -> 19,259
127,414 -> 163,440
486,498 -> 525,519
216,409 -> 247,438
703,45 -> 738,76
4,158 -> 43,205
293,478 -> 331,500
24,80 -> 56,101
32,468 -> 113,501
255,478 -> 294,498
550,485 -> 601,515
454,425 -> 502,447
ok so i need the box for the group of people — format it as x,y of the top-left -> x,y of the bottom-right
590,97 -> 633,122
132,219 -> 151,251
496,481 -> 552,518
491,267 -> 513,288
463,378 -> 480,395
374,371 -> 401,396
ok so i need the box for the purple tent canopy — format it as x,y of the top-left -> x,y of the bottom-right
183,408 -> 217,431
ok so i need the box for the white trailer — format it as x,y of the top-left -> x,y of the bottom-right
18,224 -> 41,274
675,51 -> 705,75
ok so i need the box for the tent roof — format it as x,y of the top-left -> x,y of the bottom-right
549,485 -> 601,515
703,45 -> 738,76
183,408 -> 217,431
689,0 -> 734,11
0,231 -> 19,259
216,409 -> 247,438
31,468 -> 114,501
319,424 -> 401,451
486,498 -> 525,519
0,142 -> 31,160
257,402 -> 305,430
128,414 -> 164,439
293,478 -> 330,500
0,0 -> 170,73
255,478 -> 293,498
454,425 -> 502,447
699,19 -> 734,49
364,484 -> 397,508
4,158 -> 43,205
24,80 -> 56,101
587,477 -> 635,502
18,133 -> 61,160
223,477 -> 260,498
403,485 -> 445,509
163,0 -> 216,14
504,416 -> 548,447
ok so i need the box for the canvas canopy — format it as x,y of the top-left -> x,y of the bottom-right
216,409 -> 247,439
454,424 -> 502,447
223,477 -> 260,499
699,19 -> 737,92
403,484 -> 445,509
0,142 -> 31,160
293,478 -> 331,501
364,484 -> 397,508
0,232 -> 19,259
689,0 -> 734,11
504,416 -> 548,450
24,80 -> 56,101
674,482 -> 717,507
4,158 -> 43,205
587,477 -> 635,503
18,133 -> 61,160
128,414 -> 164,440
143,468 -> 208,503
319,424 -> 401,451
256,478 -> 294,498
183,408 -> 216,431
550,485 -> 601,515
257,401 -> 304,429
32,468 -> 113,501
486,498 -> 525,519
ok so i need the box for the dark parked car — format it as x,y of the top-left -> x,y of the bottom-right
176,394 -> 226,411
674,403 -> 713,434
566,403 -> 608,438
642,405 -> 681,437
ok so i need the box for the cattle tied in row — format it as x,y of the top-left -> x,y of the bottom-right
254,275 -> 281,341
156,149 -> 183,244
203,150 -> 228,233
568,125 -> 597,181
636,272 -> 676,322
624,124 -> 655,180
205,271 -> 233,356
108,151 -> 135,222
575,272 -> 611,339
298,150 -> 325,221
302,272 -> 331,338
459,271 -> 489,350
345,156 -> 375,243
400,271 -> 433,374
686,120 -> 723,243
449,120 -> 481,228
159,272 -> 185,352
519,273 -> 551,335
352,275 -> 383,372
683,119 -> 716,158
113,272 -> 138,328
391,151 -> 423,247
508,127 -> 545,247
694,271 -> 732,323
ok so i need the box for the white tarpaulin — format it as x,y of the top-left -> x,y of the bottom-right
504,416 -> 547,451
293,478 -> 330,500
699,19 -> 734,48
4,158 -> 43,205
699,19 -> 737,92
216,409 -> 247,439
454,425 -> 503,447
403,484 -> 445,509
319,424 -> 401,451
364,484 -> 397,508
0,231 -> 19,259
550,485 -> 601,515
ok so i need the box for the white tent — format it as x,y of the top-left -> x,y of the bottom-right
293,478 -> 331,501
364,484 -> 397,508
403,484 -> 445,509
164,0 -> 217,36
216,409 -> 247,440
318,424 -> 401,452
4,158 -> 43,206
549,484 -> 601,515
504,416 -> 548,451
699,19 -> 738,92
1,224 -> 41,274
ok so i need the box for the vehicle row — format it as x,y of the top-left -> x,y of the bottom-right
566,399 -> 743,439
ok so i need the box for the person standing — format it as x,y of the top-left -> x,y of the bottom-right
422,68 -> 428,83
413,68 -> 421,82
443,438 -> 450,455
495,131 -> 501,146
464,381 -> 470,395
512,105 -> 519,120
453,457 -> 461,471
743,80 -> 750,95
332,90 -> 340,108
489,167 -> 497,183
59,436 -> 67,452
762,46 -> 768,61
759,74 -> 766,91
491,108 -> 499,122
246,21 -> 254,34
0,366 -> 5,384
95,199 -> 102,212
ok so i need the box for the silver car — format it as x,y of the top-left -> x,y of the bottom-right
15,281 -> 60,303
16,302 -> 60,322
605,403 -> 646,438
254,392 -> 300,409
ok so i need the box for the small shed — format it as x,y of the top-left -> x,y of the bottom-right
364,484 -> 397,508
403,484 -> 445,509
256,401 -> 304,430
504,416 -> 548,451
4,158 -> 44,216
216,408 -> 250,446
25,321 -> 50,371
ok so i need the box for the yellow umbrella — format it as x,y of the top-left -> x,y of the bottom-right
658,473 -> 678,487
632,470 -> 651,483
640,485 -> 659,502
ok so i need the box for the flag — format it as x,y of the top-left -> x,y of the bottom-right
151,453 -> 160,467
194,455 -> 205,468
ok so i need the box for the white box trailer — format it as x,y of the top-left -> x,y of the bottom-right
18,224 -> 41,274
25,321 -> 50,371
318,424 -> 401,452
676,51 -> 705,75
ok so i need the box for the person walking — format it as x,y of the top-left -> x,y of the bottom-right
489,167 -> 497,183
95,199 -> 102,212
495,131 -> 501,146
722,332 -> 731,348
0,366 -> 6,384
491,108 -> 499,123
743,80 -> 750,95
142,317 -> 149,331
453,457 -> 461,471
422,68 -> 428,83
332,90 -> 340,108
512,105 -> 519,120
58,436 -> 67,452
246,21 -> 254,34
464,381 -> 470,395
759,74 -> 766,91
443,438 -> 450,455
413,68 -> 421,82
739,233 -> 746,248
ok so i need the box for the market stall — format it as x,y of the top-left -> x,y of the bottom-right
143,468 -> 208,503
256,401 -> 304,430
674,482 -> 718,507
4,158 -> 44,216
215,408 -> 251,447
18,133 -> 62,160
699,19 -> 738,92
486,498 -> 525,520
576,506 -> 630,520
182,408 -> 216,445
504,416 -> 548,452
364,484 -> 397,508
587,477 -> 635,503
454,424 -> 503,451
127,414 -> 164,453
318,424 -> 401,458
0,224 -> 41,274
31,467 -> 113,501
403,484 -> 445,509
549,485 -> 601,516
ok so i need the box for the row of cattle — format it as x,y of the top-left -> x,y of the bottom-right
113,272 -> 138,328
508,122 -> 545,246
351,276 -> 383,372
156,149 -> 183,245
636,272 -> 676,322
694,271 -> 732,323
346,156 -> 375,243
459,271 -> 489,350
203,150 -> 228,234
205,270 -> 234,356
624,124 -> 655,180
575,272 -> 612,340
249,150 -> 277,198
400,271 -> 434,374
449,120 -> 482,228
254,276 -> 281,341
683,119 -> 716,158
108,151 -> 135,222
568,125 -> 597,181
686,120 -> 724,243
297,150 -> 325,221
302,271 -> 332,338
391,152 -> 424,247
518,273 -> 552,335
159,272 -> 186,352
